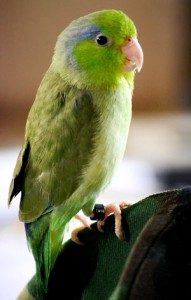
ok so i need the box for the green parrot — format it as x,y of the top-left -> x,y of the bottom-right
8,9 -> 143,293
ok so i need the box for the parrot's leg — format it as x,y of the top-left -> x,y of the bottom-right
75,214 -> 91,228
71,214 -> 92,245
97,202 -> 132,240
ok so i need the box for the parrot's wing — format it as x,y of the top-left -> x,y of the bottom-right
8,141 -> 30,205
8,79 -> 97,222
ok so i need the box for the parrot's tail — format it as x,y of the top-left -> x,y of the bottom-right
25,212 -> 65,294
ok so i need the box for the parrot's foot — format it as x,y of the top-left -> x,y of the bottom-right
97,201 -> 132,240
71,214 -> 92,245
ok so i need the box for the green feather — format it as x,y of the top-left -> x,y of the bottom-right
8,9 -> 140,294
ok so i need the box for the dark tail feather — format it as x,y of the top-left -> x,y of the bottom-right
25,214 -> 52,293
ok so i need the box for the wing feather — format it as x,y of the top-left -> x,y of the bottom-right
9,71 -> 97,222
8,142 -> 30,205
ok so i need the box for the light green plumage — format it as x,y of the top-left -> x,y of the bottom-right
8,9 -> 139,294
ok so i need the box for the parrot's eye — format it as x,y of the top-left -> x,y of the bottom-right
95,34 -> 109,46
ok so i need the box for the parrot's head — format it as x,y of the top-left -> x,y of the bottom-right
52,10 -> 143,89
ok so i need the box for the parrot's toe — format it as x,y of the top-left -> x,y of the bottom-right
75,214 -> 91,228
71,214 -> 92,245
71,226 -> 86,245
97,219 -> 105,232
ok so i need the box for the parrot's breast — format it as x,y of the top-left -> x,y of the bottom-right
79,79 -> 132,198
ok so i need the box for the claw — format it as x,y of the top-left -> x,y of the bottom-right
119,201 -> 132,210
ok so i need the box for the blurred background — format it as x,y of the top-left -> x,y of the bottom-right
0,0 -> 191,299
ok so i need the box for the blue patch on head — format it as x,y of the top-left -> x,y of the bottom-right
77,25 -> 101,42
64,25 -> 101,69
64,25 -> 101,51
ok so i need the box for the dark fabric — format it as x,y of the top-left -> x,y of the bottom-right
111,187 -> 191,300
24,187 -> 191,300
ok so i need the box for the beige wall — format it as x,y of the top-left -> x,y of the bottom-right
0,0 -> 190,146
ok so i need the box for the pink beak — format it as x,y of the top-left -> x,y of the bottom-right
122,37 -> 143,73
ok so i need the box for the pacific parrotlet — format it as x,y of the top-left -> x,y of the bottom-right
8,9 -> 143,292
